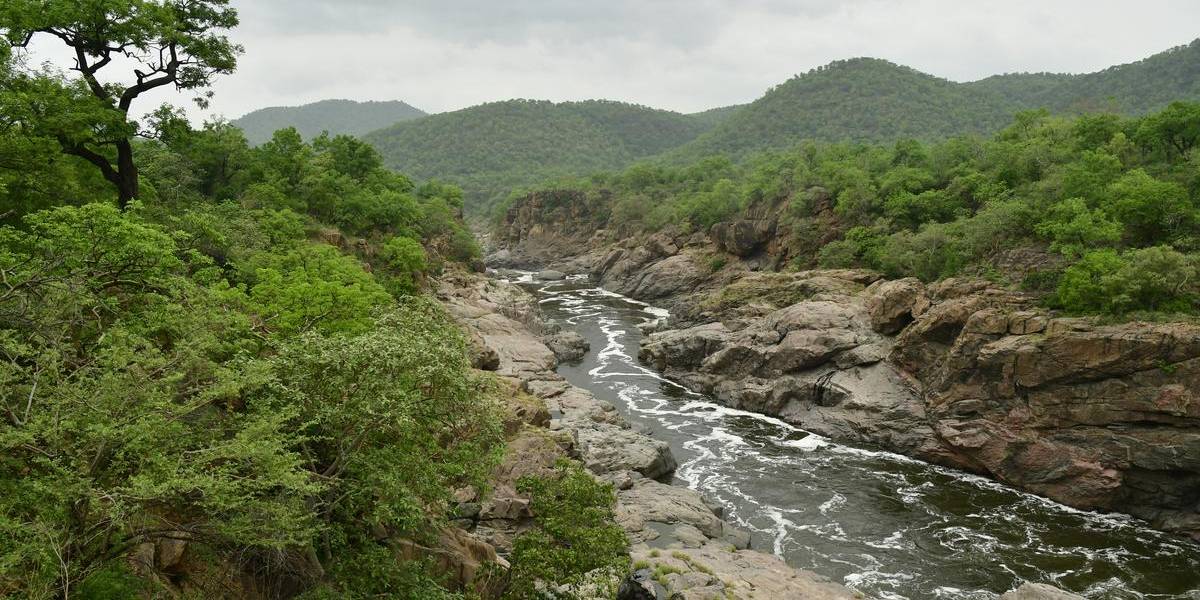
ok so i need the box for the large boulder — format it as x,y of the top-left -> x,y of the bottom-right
711,219 -> 773,257
545,330 -> 590,362
573,421 -> 678,480
864,277 -> 929,334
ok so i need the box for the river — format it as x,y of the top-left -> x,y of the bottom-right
509,273 -> 1200,600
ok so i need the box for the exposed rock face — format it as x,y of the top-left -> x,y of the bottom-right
439,271 -> 858,598
640,272 -> 963,466
490,189 -> 1200,538
711,219 -> 773,257
640,269 -> 1200,538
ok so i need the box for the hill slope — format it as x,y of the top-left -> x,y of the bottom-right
670,58 -> 1019,160
968,39 -> 1200,114
233,99 -> 426,145
363,99 -> 717,213
671,40 -> 1200,161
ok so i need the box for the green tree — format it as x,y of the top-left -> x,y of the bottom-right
245,244 -> 392,337
1035,197 -> 1123,257
1104,169 -> 1195,246
1,0 -> 242,208
0,204 -> 319,598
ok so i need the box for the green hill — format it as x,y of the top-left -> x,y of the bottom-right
669,58 -> 1019,160
968,39 -> 1200,114
232,99 -> 426,145
363,99 -> 717,214
671,41 -> 1200,161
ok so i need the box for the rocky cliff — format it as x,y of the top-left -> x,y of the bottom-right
489,202 -> 1200,542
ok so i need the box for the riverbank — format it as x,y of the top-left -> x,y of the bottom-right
489,210 -> 1200,543
435,270 -> 859,599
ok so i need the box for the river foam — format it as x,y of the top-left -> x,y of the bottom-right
498,271 -> 1200,600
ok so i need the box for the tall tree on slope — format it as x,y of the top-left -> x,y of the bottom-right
0,0 -> 240,209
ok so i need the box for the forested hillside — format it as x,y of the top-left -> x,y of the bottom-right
363,99 -> 718,215
352,39 -> 1199,216
233,99 -> 426,145
669,58 -> 1019,159
510,103 -> 1200,316
670,40 -> 1200,161
968,39 -> 1200,114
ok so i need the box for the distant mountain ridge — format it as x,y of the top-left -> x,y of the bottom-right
362,99 -> 721,213
232,99 -> 426,145
668,39 -> 1200,160
233,38 -> 1200,213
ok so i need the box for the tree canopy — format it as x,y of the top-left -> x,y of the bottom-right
0,0 -> 240,207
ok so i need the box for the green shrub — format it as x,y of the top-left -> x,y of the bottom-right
503,461 -> 629,599
1056,246 -> 1199,314
245,243 -> 392,336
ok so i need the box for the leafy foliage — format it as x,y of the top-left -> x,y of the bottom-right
0,98 -> 499,600
502,461 -> 629,599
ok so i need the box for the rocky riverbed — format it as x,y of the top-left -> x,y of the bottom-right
435,271 -> 860,599
490,210 -> 1200,543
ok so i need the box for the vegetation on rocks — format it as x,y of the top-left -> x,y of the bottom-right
508,103 -> 1200,316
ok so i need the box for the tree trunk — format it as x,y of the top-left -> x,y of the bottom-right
115,140 -> 138,210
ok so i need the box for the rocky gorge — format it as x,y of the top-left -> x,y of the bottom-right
433,271 -> 862,599
489,190 -> 1200,545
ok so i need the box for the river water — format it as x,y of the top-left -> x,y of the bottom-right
509,273 -> 1200,600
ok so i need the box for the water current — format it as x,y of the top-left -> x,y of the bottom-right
508,273 -> 1200,600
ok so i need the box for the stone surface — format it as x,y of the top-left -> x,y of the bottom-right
545,330 -> 590,362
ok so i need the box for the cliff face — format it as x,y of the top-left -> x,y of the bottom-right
489,196 -> 1200,541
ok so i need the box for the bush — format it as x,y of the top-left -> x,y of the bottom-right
503,461 -> 629,599
0,204 -> 320,597
245,243 -> 392,336
1056,246 -> 1199,314
379,235 -> 428,294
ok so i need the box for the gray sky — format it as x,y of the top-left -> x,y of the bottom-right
24,1 -> 1200,120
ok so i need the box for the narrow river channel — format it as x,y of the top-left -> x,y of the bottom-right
508,273 -> 1200,600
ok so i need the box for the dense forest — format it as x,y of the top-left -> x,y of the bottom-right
232,99 -> 427,145
669,40 -> 1200,162
362,99 -> 723,215
352,39 -> 1200,216
0,2 -> 625,598
507,103 -> 1200,316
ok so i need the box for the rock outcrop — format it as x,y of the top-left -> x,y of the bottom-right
639,270 -> 1200,538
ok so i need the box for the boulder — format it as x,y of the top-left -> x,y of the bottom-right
536,269 -> 566,281
711,219 -> 773,257
617,479 -> 724,539
545,330 -> 590,362
617,569 -> 665,600
573,421 -> 677,480
864,277 -> 929,334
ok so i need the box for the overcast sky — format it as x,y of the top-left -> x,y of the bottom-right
23,1 -> 1200,120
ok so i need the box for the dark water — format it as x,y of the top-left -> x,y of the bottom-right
510,273 -> 1200,600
